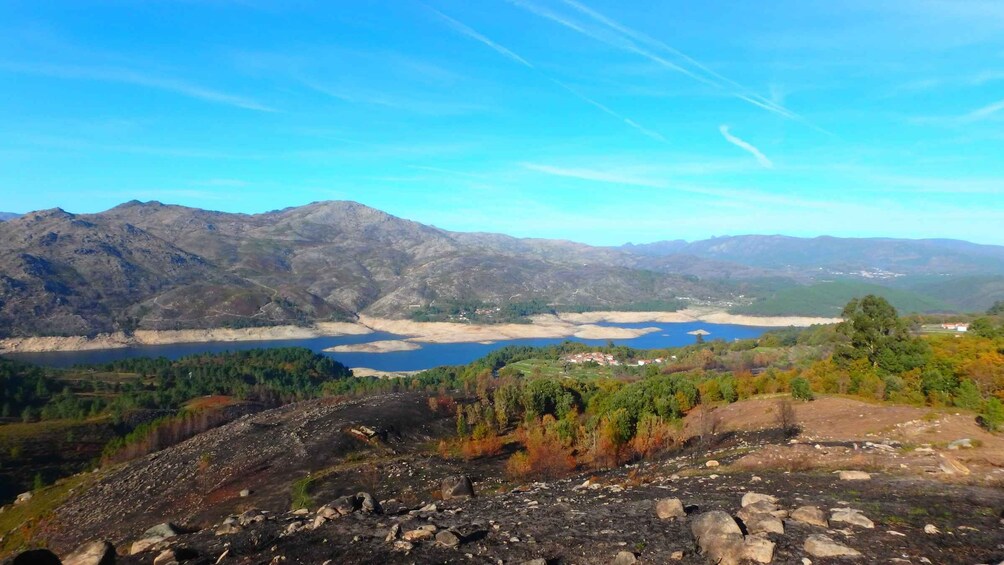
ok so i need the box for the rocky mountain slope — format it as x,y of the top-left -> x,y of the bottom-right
5,394 -> 1004,564
0,213 -> 19,222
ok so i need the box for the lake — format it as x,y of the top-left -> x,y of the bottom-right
6,321 -> 773,371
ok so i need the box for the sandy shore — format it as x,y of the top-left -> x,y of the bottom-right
0,309 -> 840,354
324,340 -> 421,353
557,308 -> 840,327
0,322 -> 371,354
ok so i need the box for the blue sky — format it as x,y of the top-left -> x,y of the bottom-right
2,1 -> 1003,246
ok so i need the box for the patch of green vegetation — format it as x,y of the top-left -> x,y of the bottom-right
0,472 -> 94,558
731,280 -> 951,317
290,475 -> 316,511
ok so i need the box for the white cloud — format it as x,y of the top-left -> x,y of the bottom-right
718,125 -> 774,169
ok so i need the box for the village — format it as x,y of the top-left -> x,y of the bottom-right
560,350 -> 671,367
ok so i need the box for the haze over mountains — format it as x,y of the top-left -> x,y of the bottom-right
1,200 -> 1002,338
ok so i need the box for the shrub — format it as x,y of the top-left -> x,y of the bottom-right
790,377 -> 814,401
979,398 -> 1004,432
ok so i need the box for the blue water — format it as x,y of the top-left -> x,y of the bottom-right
5,322 -> 773,371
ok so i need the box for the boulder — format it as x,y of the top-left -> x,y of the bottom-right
237,510 -> 264,526
143,523 -> 182,540
611,551 -> 637,565
830,508 -> 875,529
14,492 -> 32,505
436,530 -> 462,548
740,535 -> 775,564
838,470 -> 871,481
63,540 -> 116,565
215,523 -> 241,536
441,475 -> 475,500
737,500 -> 787,522
402,528 -> 435,542
130,539 -> 166,555
939,454 -> 971,476
357,492 -> 382,514
741,492 -> 778,507
332,495 -> 361,515
385,524 -> 401,542
743,513 -> 784,535
10,549 -> 61,565
790,506 -> 828,527
656,498 -> 686,520
948,438 -> 972,450
316,506 -> 339,519
804,534 -> 862,558
153,547 -> 197,565
690,511 -> 744,564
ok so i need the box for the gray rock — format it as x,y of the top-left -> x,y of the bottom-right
237,510 -> 265,526
357,491 -> 382,514
436,529 -> 462,547
142,523 -> 182,540
744,513 -> 785,535
393,540 -> 414,552
948,438 -> 972,450
741,492 -> 778,507
838,470 -> 871,481
737,500 -> 787,522
332,494 -> 360,515
62,540 -> 116,565
611,551 -> 637,565
442,475 -> 475,500
804,534 -> 862,558
740,535 -> 775,564
830,508 -> 875,529
791,506 -> 828,527
656,498 -> 686,520
690,511 -> 744,564
215,523 -> 241,536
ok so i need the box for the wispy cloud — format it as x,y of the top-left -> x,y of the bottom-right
427,6 -> 665,142
300,80 -> 486,116
964,98 -> 1004,122
0,61 -> 274,112
508,0 -> 824,131
522,162 -> 666,187
718,125 -> 774,169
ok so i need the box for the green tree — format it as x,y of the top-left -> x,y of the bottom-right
835,295 -> 928,373
979,397 -> 1004,432
954,379 -> 983,411
987,300 -> 1004,316
790,376 -> 814,401
969,317 -> 999,339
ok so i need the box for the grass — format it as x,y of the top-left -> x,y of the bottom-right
290,474 -> 317,511
0,472 -> 95,559
730,280 -> 952,317
506,359 -> 613,380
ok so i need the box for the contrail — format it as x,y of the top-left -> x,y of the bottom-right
719,125 -> 773,169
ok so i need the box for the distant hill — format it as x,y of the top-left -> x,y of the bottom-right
0,212 -> 20,222
731,280 -> 952,317
622,235 -> 1004,276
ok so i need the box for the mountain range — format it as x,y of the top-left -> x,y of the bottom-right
0,212 -> 21,222
1,200 -> 1002,338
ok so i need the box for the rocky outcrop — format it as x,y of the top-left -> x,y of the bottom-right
441,475 -> 475,500
62,541 -> 115,565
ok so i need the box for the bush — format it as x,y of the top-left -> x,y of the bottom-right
979,398 -> 1004,432
790,377 -> 814,401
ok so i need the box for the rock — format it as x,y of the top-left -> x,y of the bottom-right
130,539 -> 163,555
215,523 -> 241,536
392,540 -> 414,552
143,523 -> 182,540
402,528 -> 435,542
611,551 -> 637,565
237,510 -> 265,526
737,500 -> 787,522
830,508 -> 875,529
791,506 -> 828,527
14,492 -> 32,505
740,535 -> 775,563
385,524 -> 401,542
656,498 -> 686,520
705,460 -> 720,468
291,508 -> 309,515
153,547 -> 198,565
311,515 -> 327,529
239,489 -> 251,497
285,521 -> 304,535
670,550 -> 684,560
744,513 -> 784,535
357,491 -> 381,514
838,470 -> 871,481
939,454 -> 970,476
924,524 -> 940,534
62,540 -> 116,565
690,511 -> 743,564
522,560 -> 548,565
741,492 -> 778,507
331,495 -> 360,515
442,475 -> 475,500
316,505 -> 338,519
436,529 -> 462,548
804,534 -> 862,558
948,438 -> 972,450
10,549 -> 61,565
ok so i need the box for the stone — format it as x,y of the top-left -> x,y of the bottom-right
239,489 -> 251,497
331,495 -> 360,515
392,540 -> 414,552
63,540 -> 116,565
442,475 -> 476,500
153,547 -> 198,565
670,551 -> 684,560
11,549 -> 61,565
311,515 -> 327,529
791,506 -> 828,527
656,498 -> 686,520
291,508 -> 309,515
316,505 -> 338,519
741,492 -> 778,507
143,523 -> 182,540
385,524 -> 401,542
804,534 -> 862,558
838,470 -> 871,481
215,523 -> 241,536
737,500 -> 787,522
357,491 -> 381,514
285,522 -> 304,535
436,529 -> 462,548
522,560 -> 548,565
924,524 -> 940,534
744,513 -> 784,535
939,454 -> 970,476
237,510 -> 265,526
830,508 -> 875,529
403,528 -> 435,542
740,535 -> 775,564
130,539 -> 162,555
948,438 -> 972,450
14,491 -> 32,505
705,460 -> 720,468
611,551 -> 637,565
690,511 -> 744,564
